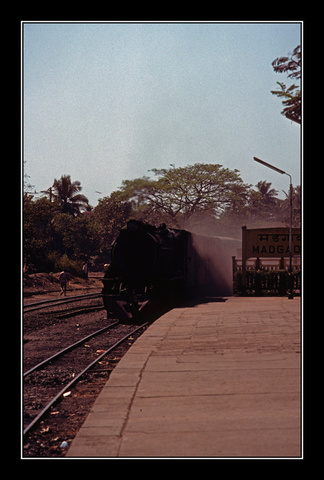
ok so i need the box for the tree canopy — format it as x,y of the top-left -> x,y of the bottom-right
271,45 -> 301,124
43,174 -> 90,216
117,164 -> 251,228
23,165 -> 301,274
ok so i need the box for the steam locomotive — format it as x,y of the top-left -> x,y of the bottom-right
102,219 -> 240,321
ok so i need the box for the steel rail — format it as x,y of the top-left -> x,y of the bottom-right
23,322 -> 149,436
23,321 -> 120,378
54,304 -> 105,319
23,293 -> 102,312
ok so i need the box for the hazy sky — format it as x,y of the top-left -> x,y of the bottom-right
23,21 -> 302,207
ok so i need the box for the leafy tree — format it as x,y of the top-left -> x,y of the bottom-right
151,163 -> 251,227
23,194 -> 55,270
245,181 -> 280,223
92,192 -> 132,255
23,163 -> 35,194
271,45 -> 301,124
118,164 -> 251,229
24,181 -> 95,272
23,165 -> 301,274
116,177 -> 155,222
51,175 -> 90,216
51,213 -> 98,259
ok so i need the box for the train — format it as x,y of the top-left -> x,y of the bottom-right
102,219 -> 240,321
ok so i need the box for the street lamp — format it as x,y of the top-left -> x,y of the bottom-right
253,157 -> 294,299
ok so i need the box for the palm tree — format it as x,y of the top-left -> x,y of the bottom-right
248,181 -> 280,223
52,175 -> 89,216
256,180 -> 278,205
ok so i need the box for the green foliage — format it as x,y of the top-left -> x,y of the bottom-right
23,192 -> 96,274
23,194 -> 55,270
271,45 -> 301,124
23,166 -> 301,273
51,213 -> 98,258
49,174 -> 90,216
116,163 -> 252,229
46,252 -> 82,276
92,192 -> 132,255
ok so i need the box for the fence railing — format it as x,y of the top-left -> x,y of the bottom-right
232,256 -> 301,296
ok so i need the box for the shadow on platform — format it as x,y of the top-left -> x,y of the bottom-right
125,296 -> 228,325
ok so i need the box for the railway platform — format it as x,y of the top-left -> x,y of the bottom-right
67,296 -> 301,458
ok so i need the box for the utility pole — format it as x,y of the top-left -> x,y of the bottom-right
253,157 -> 293,299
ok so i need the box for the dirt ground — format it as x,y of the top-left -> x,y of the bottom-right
23,272 -> 103,300
22,271 -> 149,458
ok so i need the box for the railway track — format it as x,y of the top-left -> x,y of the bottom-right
23,321 -> 120,378
23,293 -> 106,338
23,321 -> 148,437
23,294 -> 150,456
23,292 -> 102,313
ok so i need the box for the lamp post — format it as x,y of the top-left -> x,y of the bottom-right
253,157 -> 293,299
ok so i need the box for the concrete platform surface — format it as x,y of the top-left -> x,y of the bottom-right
67,297 -> 301,458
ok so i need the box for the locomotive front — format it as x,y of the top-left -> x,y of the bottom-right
102,220 -> 171,320
111,220 -> 159,281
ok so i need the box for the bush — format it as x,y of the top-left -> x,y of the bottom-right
57,255 -> 82,276
46,252 -> 82,276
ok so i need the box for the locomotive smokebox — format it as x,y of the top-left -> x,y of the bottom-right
112,221 -> 158,281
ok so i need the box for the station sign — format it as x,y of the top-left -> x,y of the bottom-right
243,227 -> 301,259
